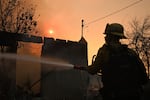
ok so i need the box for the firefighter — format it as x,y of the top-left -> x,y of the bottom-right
74,23 -> 148,100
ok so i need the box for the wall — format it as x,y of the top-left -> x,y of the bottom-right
41,37 -> 89,100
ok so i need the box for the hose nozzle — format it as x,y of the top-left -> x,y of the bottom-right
74,65 -> 86,70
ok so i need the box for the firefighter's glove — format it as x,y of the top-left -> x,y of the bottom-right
74,65 -> 86,70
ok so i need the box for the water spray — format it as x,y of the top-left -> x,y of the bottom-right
0,53 -> 88,90
0,53 -> 74,69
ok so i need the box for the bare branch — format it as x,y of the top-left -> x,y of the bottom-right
128,16 -> 150,78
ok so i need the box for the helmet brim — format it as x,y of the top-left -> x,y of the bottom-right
111,32 -> 127,39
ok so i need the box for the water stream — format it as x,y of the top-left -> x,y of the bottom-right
0,53 -> 74,70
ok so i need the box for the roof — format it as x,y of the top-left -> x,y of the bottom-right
79,36 -> 87,44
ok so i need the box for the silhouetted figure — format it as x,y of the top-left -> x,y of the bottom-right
75,23 -> 149,100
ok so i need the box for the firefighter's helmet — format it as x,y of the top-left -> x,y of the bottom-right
104,23 -> 126,38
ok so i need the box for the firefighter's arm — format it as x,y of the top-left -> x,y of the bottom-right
87,47 -> 109,75
87,54 -> 102,74
74,45 -> 109,75
73,48 -> 103,74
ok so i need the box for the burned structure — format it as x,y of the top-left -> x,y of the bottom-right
0,31 -> 42,99
41,37 -> 89,100
0,31 -> 89,100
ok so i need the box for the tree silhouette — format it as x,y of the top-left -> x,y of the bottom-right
128,16 -> 150,78
0,0 -> 39,99
0,0 -> 38,34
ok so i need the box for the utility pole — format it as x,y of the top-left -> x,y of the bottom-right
81,19 -> 84,38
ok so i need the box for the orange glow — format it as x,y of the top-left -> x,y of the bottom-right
49,29 -> 54,34
37,0 -> 150,64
